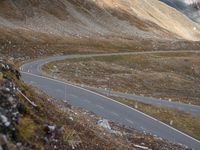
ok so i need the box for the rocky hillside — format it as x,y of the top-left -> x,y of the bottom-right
0,61 -> 189,150
0,0 -> 200,60
0,0 -> 200,59
1,0 -> 200,41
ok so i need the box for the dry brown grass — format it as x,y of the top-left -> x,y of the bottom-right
113,97 -> 200,140
43,52 -> 200,105
12,72 -> 133,150
1,0 -> 200,61
0,60 -> 185,150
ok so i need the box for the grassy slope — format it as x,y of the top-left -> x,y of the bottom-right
43,52 -> 200,105
0,0 -> 200,60
41,51 -> 200,140
114,97 -> 200,140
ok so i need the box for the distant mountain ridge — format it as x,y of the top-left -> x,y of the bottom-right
160,0 -> 200,23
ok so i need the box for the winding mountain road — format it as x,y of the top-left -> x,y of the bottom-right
20,51 -> 200,149
91,87 -> 200,116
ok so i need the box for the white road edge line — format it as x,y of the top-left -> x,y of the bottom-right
111,111 -> 119,116
21,71 -> 200,144
96,104 -> 104,109
126,118 -> 134,124
70,94 -> 79,99
21,50 -> 200,110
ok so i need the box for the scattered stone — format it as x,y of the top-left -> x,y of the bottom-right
134,144 -> 149,150
69,117 -> 74,121
47,125 -> 56,133
97,119 -> 111,130
3,88 -> 10,93
16,142 -> 22,147
8,96 -> 14,103
170,120 -> 173,126
135,103 -> 138,109
110,130 -> 122,136
0,134 -> 8,146
0,115 -> 10,127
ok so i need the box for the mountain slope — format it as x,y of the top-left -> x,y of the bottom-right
160,0 -> 200,23
0,0 -> 172,40
0,0 -> 200,41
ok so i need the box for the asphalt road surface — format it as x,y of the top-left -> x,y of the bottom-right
91,87 -> 200,116
21,51 -> 200,149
